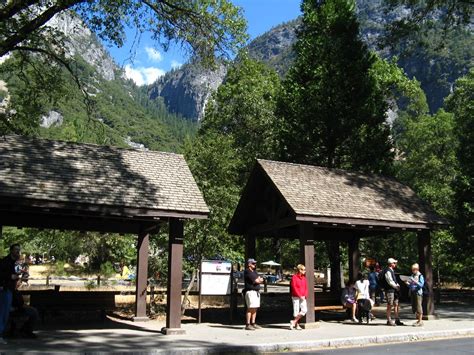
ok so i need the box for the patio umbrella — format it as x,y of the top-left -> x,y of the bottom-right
261,260 -> 281,266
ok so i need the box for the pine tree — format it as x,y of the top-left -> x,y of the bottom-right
277,0 -> 393,173
277,0 -> 395,292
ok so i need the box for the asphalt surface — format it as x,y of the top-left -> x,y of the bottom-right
290,337 -> 474,354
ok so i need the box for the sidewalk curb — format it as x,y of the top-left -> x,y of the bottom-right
148,328 -> 474,354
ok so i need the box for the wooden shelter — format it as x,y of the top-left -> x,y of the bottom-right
0,135 -> 209,334
229,160 -> 447,323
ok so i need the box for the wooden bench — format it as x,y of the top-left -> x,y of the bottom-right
314,292 -> 345,319
24,288 -> 118,322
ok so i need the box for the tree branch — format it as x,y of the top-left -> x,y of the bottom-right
0,0 -> 84,57
0,0 -> 39,22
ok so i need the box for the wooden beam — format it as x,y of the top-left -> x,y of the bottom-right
418,230 -> 435,318
299,222 -> 315,324
348,237 -> 360,283
165,218 -> 185,333
134,230 -> 150,321
296,215 -> 440,231
0,211 -> 160,234
0,196 -> 208,220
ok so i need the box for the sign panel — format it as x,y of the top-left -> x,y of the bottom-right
200,260 -> 232,296
201,260 -> 232,274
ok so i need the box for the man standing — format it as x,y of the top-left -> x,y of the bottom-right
0,244 -> 22,344
244,258 -> 264,330
406,263 -> 425,327
383,258 -> 403,326
290,264 -> 308,330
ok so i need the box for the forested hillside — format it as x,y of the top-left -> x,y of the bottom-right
0,12 -> 196,152
151,0 -> 473,119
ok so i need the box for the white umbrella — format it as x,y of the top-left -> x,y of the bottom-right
261,260 -> 281,266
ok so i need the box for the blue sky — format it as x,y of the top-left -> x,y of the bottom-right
110,1 -> 302,86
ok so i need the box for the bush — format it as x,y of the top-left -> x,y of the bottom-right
99,261 -> 115,278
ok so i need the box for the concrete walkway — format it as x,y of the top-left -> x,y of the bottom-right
2,304 -> 473,354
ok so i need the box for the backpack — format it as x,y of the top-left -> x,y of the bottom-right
377,267 -> 390,290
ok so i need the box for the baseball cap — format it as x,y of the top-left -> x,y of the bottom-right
247,258 -> 257,264
387,258 -> 398,264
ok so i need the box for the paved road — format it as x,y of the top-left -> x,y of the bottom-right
289,337 -> 474,354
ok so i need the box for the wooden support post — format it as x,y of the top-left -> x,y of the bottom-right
348,237 -> 360,283
163,218 -> 186,335
299,222 -> 315,324
418,230 -> 435,318
133,230 -> 150,322
244,234 -> 256,261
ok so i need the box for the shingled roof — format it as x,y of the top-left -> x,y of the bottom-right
0,135 -> 209,218
229,159 -> 447,235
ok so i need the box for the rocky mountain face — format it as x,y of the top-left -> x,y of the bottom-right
148,62 -> 227,121
147,0 -> 472,120
48,12 -> 118,81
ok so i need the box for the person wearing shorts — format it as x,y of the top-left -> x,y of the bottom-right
406,263 -> 424,327
243,258 -> 264,330
384,258 -> 403,326
289,264 -> 308,330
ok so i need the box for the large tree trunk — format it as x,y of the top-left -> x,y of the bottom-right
326,240 -> 342,294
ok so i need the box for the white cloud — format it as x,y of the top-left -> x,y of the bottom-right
171,60 -> 182,69
124,65 -> 165,86
145,47 -> 163,62
0,53 -> 11,65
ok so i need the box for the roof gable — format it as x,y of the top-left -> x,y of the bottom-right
257,159 -> 445,226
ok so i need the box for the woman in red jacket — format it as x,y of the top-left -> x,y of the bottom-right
290,264 -> 308,330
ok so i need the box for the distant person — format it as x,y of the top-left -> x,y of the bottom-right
289,264 -> 308,330
406,263 -> 425,327
381,258 -> 403,326
243,258 -> 264,330
368,266 -> 378,304
341,280 -> 357,322
121,262 -> 131,280
374,262 -> 384,303
0,244 -> 23,344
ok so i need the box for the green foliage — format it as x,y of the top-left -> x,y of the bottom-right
0,1 -> 247,65
445,69 -> 474,286
277,0 -> 393,173
0,53 -> 196,151
391,69 -> 473,286
55,261 -> 67,277
202,53 -> 281,176
370,56 -> 428,116
84,279 -> 98,290
184,56 -> 281,269
100,261 -> 116,278
383,0 -> 473,47
395,110 -> 458,216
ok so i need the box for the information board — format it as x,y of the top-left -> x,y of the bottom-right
200,260 -> 232,296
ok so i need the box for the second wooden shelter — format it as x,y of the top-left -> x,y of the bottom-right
229,159 -> 447,323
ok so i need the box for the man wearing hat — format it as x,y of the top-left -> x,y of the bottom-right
243,258 -> 264,330
384,258 -> 403,326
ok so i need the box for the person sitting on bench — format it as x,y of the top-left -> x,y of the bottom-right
341,280 -> 357,322
8,262 -> 38,339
